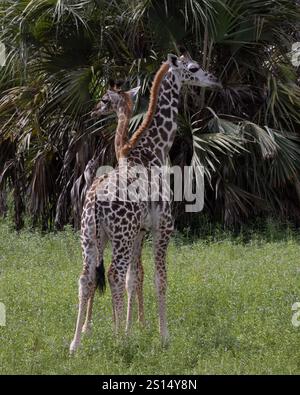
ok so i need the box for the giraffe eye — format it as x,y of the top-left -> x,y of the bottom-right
189,66 -> 199,73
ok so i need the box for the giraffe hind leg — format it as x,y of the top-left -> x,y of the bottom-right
108,240 -> 133,334
125,232 -> 145,334
82,234 -> 107,336
81,258 -> 105,335
70,269 -> 94,353
70,235 -> 100,353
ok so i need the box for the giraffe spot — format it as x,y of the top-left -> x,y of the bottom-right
160,129 -> 168,140
115,225 -> 122,233
159,97 -> 169,106
114,240 -> 121,249
108,213 -> 116,221
164,121 -> 173,130
121,218 -> 128,225
117,208 -> 126,216
164,92 -> 171,101
156,115 -> 164,127
172,90 -> 179,99
162,80 -> 171,90
111,202 -> 121,211
160,107 -> 171,118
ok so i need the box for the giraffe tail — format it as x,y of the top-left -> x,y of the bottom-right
96,259 -> 106,294
89,176 -> 106,295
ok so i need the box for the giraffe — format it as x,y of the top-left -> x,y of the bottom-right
91,80 -> 140,160
70,52 -> 222,353
89,81 -> 146,329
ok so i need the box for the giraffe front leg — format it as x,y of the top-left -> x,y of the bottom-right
136,257 -> 145,327
108,259 -> 129,334
125,232 -> 145,333
82,291 -> 95,336
131,232 -> 145,328
125,261 -> 137,335
153,227 -> 172,345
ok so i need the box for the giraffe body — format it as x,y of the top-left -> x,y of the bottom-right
70,53 -> 221,353
82,83 -> 146,335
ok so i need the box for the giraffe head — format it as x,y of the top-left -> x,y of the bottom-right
91,81 -> 140,118
167,53 -> 222,89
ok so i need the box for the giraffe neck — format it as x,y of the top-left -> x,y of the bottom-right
115,102 -> 132,160
136,70 -> 181,164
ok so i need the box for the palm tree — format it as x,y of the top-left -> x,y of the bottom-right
0,0 -> 300,230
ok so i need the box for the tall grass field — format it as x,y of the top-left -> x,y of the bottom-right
1,221 -> 300,374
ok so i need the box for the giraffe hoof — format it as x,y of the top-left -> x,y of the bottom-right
125,326 -> 132,337
69,340 -> 80,355
82,324 -> 92,336
161,331 -> 170,348
138,319 -> 146,328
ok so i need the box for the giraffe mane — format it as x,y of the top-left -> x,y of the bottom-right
119,62 -> 170,158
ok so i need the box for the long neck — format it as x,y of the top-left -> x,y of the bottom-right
115,100 -> 132,160
137,70 -> 181,164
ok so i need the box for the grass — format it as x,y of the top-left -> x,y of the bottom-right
1,220 -> 300,374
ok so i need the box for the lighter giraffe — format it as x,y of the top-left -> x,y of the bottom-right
70,52 -> 222,353
88,81 -> 146,329
91,80 -> 140,160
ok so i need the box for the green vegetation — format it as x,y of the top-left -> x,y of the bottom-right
1,220 -> 300,374
0,1 -> 300,230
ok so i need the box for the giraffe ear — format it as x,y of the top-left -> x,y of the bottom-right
167,54 -> 179,67
126,86 -> 140,99
115,79 -> 125,90
178,46 -> 192,60
108,78 -> 115,89
179,46 -> 187,55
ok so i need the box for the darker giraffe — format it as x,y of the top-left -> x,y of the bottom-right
88,82 -> 146,330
